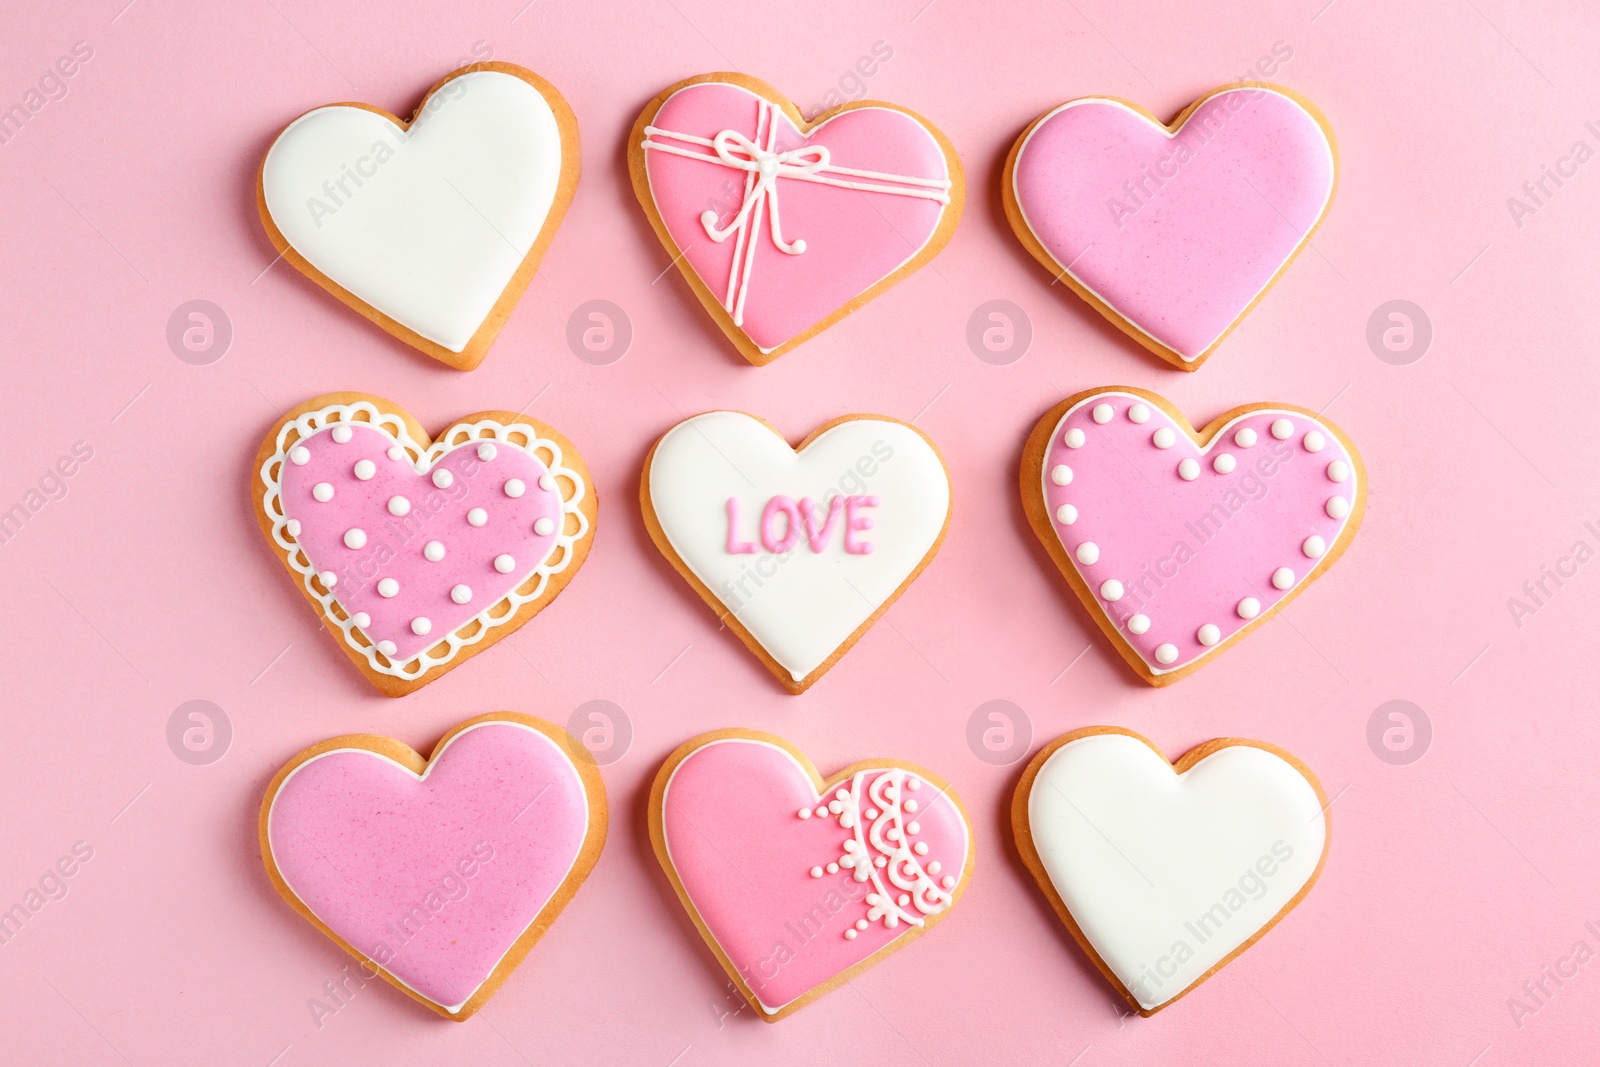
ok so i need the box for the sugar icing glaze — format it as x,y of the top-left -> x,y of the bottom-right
1039,391 -> 1358,675
1012,88 -> 1335,361
267,720 -> 592,1014
1026,732 -> 1326,1011
647,412 -> 950,682
260,401 -> 587,678
261,70 -> 563,352
660,738 -> 969,1013
642,80 -> 951,353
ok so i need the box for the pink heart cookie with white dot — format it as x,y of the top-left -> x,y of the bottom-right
253,393 -> 597,696
1022,388 -> 1364,686
650,730 -> 972,1021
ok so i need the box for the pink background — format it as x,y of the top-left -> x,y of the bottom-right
0,0 -> 1594,1064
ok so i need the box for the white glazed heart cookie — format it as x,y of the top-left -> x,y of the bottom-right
1012,726 -> 1331,1015
641,412 -> 951,693
257,63 -> 579,370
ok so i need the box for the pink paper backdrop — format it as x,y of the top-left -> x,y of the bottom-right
1,0 -> 1595,1063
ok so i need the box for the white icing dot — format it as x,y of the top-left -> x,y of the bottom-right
1063,427 -> 1086,448
352,612 -> 370,628
844,929 -> 857,940
1075,542 -> 1099,565
904,798 -> 918,811
450,584 -> 472,604
928,861 -> 941,875
289,445 -> 310,465
387,496 -> 411,516
330,425 -> 352,444
1271,418 -> 1295,440
343,528 -> 366,550
1303,431 -> 1326,453
377,640 -> 397,656
1213,453 -> 1236,474
1127,614 -> 1150,635
941,876 -> 956,890
432,469 -> 454,489
816,806 -> 829,818
1235,427 -> 1258,447
810,866 -> 823,878
377,578 -> 399,598
828,800 -> 843,814
1178,458 -> 1200,481
539,474 -> 556,491
897,893 -> 911,907
387,445 -> 406,462
1272,567 -> 1295,590
1327,460 -> 1350,483
826,862 -> 839,874
797,808 -> 812,819
908,779 -> 921,791
411,617 -> 432,636
1050,464 -> 1073,486
467,507 -> 488,527
477,442 -> 497,462
1326,496 -> 1350,519
913,841 -> 930,856
1055,504 -> 1078,526
1237,597 -> 1261,619
312,482 -> 334,502
353,459 -> 375,480
1092,403 -> 1114,424
424,540 -> 445,562
874,856 -> 887,868
286,519 -> 302,536
1155,643 -> 1179,665
1100,579 -> 1124,601
855,919 -> 869,931
1303,535 -> 1327,558
1128,403 -> 1150,424
494,554 -> 516,573
1153,427 -> 1175,449
504,478 -> 526,498
317,570 -> 337,589
866,808 -> 878,819
534,517 -> 556,536
1197,623 -> 1221,646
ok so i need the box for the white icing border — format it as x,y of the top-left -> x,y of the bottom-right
1011,88 -> 1336,362
267,720 -> 591,1015
259,400 -> 589,680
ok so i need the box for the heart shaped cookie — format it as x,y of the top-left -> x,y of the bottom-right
258,63 -> 579,370
1004,84 -> 1336,370
260,713 -> 606,1020
252,393 -> 596,696
1021,388 -> 1363,685
1013,727 -> 1329,1015
651,730 -> 972,1020
630,73 -> 964,365
642,411 -> 951,692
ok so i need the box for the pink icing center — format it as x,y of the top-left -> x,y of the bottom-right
279,423 -> 563,660
1041,394 -> 1357,673
1013,90 -> 1335,359
661,739 -> 968,1012
267,721 -> 591,1012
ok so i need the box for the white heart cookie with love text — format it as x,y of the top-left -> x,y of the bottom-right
643,412 -> 951,693
1015,728 -> 1330,1014
259,64 -> 578,370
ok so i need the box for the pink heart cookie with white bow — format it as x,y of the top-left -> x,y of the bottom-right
650,730 -> 973,1021
260,714 -> 607,1019
630,73 -> 964,365
252,393 -> 596,696
1004,84 -> 1337,371
1022,388 -> 1364,686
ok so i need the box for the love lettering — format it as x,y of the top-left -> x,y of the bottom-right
725,495 -> 878,555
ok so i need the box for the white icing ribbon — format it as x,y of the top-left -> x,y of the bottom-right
642,99 -> 952,327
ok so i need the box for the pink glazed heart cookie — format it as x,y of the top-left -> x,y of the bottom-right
650,730 -> 973,1021
1003,84 -> 1337,371
259,713 -> 607,1020
1021,388 -> 1365,686
630,73 -> 964,365
252,393 -> 596,696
